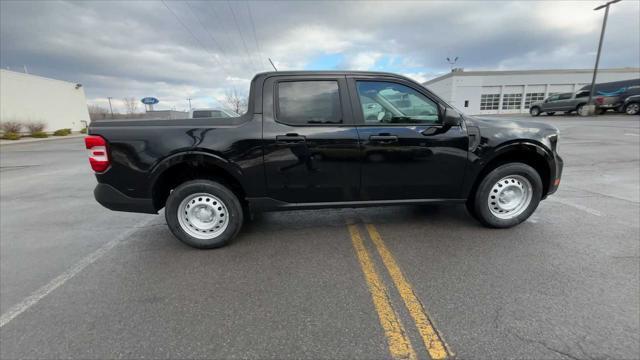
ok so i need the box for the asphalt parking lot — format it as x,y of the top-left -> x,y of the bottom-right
1,114 -> 638,359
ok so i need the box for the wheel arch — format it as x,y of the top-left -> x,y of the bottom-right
466,142 -> 553,201
149,151 -> 246,211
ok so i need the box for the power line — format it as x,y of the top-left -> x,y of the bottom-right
185,1 -> 232,72
203,1 -> 254,76
246,0 -> 265,71
160,0 -> 226,72
226,0 -> 259,73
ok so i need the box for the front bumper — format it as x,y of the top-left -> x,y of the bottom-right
546,153 -> 563,196
94,183 -> 157,214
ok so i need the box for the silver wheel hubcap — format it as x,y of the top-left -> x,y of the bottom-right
488,175 -> 533,220
178,193 -> 229,239
627,104 -> 639,115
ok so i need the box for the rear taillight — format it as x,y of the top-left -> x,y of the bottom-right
595,97 -> 604,105
84,135 -> 110,172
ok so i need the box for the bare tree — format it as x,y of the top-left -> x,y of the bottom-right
223,89 -> 248,114
88,104 -> 109,120
122,97 -> 139,115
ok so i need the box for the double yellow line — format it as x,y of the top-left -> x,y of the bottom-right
348,223 -> 452,360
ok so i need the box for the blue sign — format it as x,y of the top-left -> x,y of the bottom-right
597,87 -> 627,97
141,97 -> 159,105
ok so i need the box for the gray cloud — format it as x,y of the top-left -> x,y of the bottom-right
1,0 -> 638,111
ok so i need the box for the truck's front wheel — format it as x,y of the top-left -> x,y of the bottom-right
469,163 -> 542,228
165,180 -> 243,249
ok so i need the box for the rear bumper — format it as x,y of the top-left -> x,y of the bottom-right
94,183 -> 157,214
597,104 -> 619,109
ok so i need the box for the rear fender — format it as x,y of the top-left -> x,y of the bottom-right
148,151 -> 244,196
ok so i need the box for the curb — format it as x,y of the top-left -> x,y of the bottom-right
0,134 -> 85,146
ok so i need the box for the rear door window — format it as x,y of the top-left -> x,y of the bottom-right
276,81 -> 342,125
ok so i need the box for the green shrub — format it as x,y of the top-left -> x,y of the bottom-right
31,131 -> 48,138
1,121 -> 22,134
2,132 -> 21,140
26,122 -> 46,134
80,127 -> 87,134
53,128 -> 72,136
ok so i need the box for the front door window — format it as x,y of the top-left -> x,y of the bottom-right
356,81 -> 440,125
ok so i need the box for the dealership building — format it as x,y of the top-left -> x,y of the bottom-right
0,69 -> 90,133
423,67 -> 640,115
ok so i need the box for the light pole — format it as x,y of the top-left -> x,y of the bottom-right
446,56 -> 459,71
187,97 -> 192,111
583,0 -> 621,115
107,97 -> 114,118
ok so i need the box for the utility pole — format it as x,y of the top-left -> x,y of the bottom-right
187,97 -> 192,111
268,58 -> 278,71
584,0 -> 621,116
107,97 -> 114,118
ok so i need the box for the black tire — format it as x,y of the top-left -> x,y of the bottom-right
625,102 -> 640,115
468,163 -> 542,228
529,107 -> 541,116
165,179 -> 243,249
546,112 -> 555,116
596,108 -> 606,115
576,104 -> 586,116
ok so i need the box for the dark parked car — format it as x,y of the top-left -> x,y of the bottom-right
581,79 -> 640,113
86,71 -> 563,248
622,95 -> 640,115
529,90 -> 590,116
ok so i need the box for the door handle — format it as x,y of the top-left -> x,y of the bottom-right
369,135 -> 398,144
276,134 -> 306,144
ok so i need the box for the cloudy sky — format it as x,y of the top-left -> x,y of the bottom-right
1,0 -> 639,112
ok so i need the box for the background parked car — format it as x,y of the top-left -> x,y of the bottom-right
190,108 -> 240,118
622,95 -> 640,115
580,79 -> 640,114
529,90 -> 590,116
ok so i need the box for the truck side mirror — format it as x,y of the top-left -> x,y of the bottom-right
443,107 -> 461,127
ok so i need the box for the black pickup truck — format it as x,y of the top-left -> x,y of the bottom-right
86,71 -> 563,248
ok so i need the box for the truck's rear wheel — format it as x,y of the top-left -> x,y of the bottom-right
469,163 -> 542,228
165,180 -> 243,248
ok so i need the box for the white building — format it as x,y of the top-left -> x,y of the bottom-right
0,69 -> 90,132
423,67 -> 640,115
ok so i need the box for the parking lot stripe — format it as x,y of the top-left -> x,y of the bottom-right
548,197 -> 603,217
366,224 -> 452,360
347,224 -> 417,360
0,216 -> 156,328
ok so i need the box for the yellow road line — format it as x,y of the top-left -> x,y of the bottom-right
366,224 -> 452,360
348,224 -> 417,360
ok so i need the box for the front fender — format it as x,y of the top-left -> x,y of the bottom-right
462,140 -> 557,199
